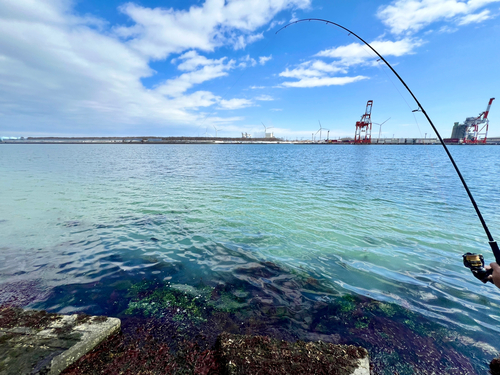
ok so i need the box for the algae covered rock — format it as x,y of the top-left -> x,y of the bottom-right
216,332 -> 368,375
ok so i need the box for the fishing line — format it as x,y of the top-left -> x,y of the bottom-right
346,32 -> 464,261
276,18 -> 500,283
305,24 -> 457,245
343,32 -> 434,145
363,45 -> 461,245
343,30 -> 442,199
343,33 -> 428,141
341,32 -> 460,254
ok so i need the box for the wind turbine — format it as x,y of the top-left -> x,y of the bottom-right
262,122 -> 273,138
373,118 -> 391,143
213,125 -> 218,138
316,121 -> 329,141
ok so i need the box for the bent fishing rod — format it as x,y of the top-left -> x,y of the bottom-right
277,19 -> 500,284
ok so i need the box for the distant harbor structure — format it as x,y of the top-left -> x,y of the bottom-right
444,98 -> 495,144
354,100 -> 373,144
2,136 -> 500,145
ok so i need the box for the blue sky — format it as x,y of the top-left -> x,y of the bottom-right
0,0 -> 499,139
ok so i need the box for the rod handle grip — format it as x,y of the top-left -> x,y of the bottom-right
472,267 -> 493,284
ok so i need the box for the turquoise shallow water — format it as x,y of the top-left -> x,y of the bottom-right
1,144 -> 500,368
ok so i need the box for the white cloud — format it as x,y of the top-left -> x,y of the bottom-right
259,55 -> 273,65
316,39 -> 423,65
247,33 -> 265,44
250,85 -> 266,89
0,2 -> 172,133
458,9 -> 491,24
256,95 -> 274,101
290,12 -> 299,22
174,50 -> 227,71
279,60 -> 347,80
0,0 -> 70,24
279,38 -> 422,88
239,54 -> 257,67
437,25 -> 459,33
279,53 -> 376,87
218,98 -> 254,109
280,66 -> 321,79
116,0 -> 311,59
235,32 -> 265,49
168,91 -> 218,109
156,58 -> 235,97
0,0 -> 313,135
377,0 -> 500,35
281,76 -> 368,88
267,19 -> 285,31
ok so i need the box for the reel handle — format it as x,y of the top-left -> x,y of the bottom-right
471,267 -> 493,284
463,253 -> 493,284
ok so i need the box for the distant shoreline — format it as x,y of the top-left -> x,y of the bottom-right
1,136 -> 500,145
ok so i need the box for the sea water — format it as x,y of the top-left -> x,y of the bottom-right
1,144 -> 499,369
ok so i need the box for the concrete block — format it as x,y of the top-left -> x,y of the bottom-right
0,307 -> 120,375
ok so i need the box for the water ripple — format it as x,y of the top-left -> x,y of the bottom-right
1,143 -> 500,353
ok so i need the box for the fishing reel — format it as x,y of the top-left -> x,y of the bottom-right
463,253 -> 493,284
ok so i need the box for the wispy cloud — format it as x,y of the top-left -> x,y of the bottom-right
280,60 -> 346,79
0,0 -> 312,135
458,9 -> 492,24
279,38 -> 422,88
116,0 -> 311,59
377,0 -> 500,35
316,38 -> 422,62
232,33 -> 265,50
218,98 -> 254,110
256,95 -> 274,101
174,51 -> 229,72
239,54 -> 257,68
281,76 -> 368,88
259,55 -> 273,65
267,19 -> 286,31
157,58 -> 235,97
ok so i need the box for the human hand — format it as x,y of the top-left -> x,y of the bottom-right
486,262 -> 500,288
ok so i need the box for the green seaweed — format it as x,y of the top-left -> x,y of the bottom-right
354,317 -> 369,329
208,290 -> 247,313
377,302 -> 397,317
338,295 -> 357,313
124,283 -> 211,323
126,280 -> 154,298
403,319 -> 416,330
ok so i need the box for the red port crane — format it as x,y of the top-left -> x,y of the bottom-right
462,98 -> 495,144
354,100 -> 373,144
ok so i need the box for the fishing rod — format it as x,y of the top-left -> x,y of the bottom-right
276,19 -> 500,284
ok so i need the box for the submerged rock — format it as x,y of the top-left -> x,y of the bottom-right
216,332 -> 369,375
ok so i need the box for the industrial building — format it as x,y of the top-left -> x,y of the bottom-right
445,98 -> 495,144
